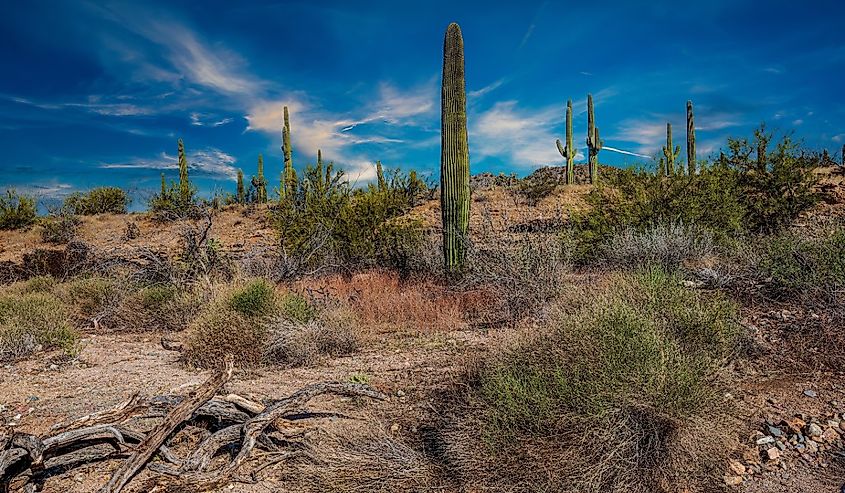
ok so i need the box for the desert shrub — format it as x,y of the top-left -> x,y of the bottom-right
516,176 -> 557,206
443,268 -> 741,492
602,222 -> 714,271
280,291 -> 316,323
63,187 -> 129,215
264,307 -> 359,367
0,189 -> 37,230
61,276 -> 124,327
183,303 -> 267,369
149,178 -> 200,220
571,129 -> 822,263
750,226 -> 845,304
229,278 -> 277,317
271,163 -> 424,278
113,283 -> 201,332
39,213 -> 81,244
0,291 -> 78,361
462,232 -> 572,325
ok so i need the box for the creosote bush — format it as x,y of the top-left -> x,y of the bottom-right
40,213 -> 81,244
0,288 -> 78,361
183,302 -> 266,369
443,268 -> 741,492
229,278 -> 278,318
63,187 -> 129,215
602,222 -> 714,271
0,189 -> 37,230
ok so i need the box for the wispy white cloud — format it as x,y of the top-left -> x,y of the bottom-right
468,79 -> 506,99
190,112 -> 233,127
101,148 -> 239,179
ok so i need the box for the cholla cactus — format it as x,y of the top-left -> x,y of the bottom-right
440,22 -> 471,273
686,100 -> 696,175
662,123 -> 680,175
555,100 -> 576,184
585,94 -> 603,184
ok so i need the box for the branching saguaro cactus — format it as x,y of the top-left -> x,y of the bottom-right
178,138 -> 190,203
586,94 -> 603,184
440,22 -> 471,273
281,106 -> 297,199
662,123 -> 680,175
687,100 -> 696,175
555,100 -> 576,184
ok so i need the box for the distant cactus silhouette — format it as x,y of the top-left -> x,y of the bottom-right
440,22 -> 471,273
687,100 -> 696,174
662,123 -> 680,176
160,172 -> 166,197
586,94 -> 603,184
555,100 -> 576,184
254,154 -> 267,203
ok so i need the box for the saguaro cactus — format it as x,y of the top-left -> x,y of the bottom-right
841,144 -> 845,166
555,100 -> 576,184
281,106 -> 296,199
160,173 -> 166,197
236,169 -> 245,204
662,123 -> 680,175
686,100 -> 696,175
177,138 -> 190,203
255,154 -> 267,203
586,94 -> 603,184
440,22 -> 471,273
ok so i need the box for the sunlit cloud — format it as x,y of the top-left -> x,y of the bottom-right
101,148 -> 239,179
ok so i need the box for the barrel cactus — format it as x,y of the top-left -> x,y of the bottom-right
440,22 -> 471,273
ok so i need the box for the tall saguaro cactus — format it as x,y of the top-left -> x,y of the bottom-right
255,154 -> 267,203
177,138 -> 190,203
662,123 -> 680,175
440,22 -> 471,273
281,106 -> 296,199
236,169 -> 245,204
376,160 -> 387,191
686,100 -> 696,175
586,94 -> 603,184
555,100 -> 576,184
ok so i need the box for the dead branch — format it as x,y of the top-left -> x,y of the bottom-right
1,360 -> 386,493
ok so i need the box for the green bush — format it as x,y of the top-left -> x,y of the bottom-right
0,291 -> 78,361
40,213 -> 81,244
271,163 -> 426,277
0,189 -> 37,230
149,178 -> 200,220
447,268 -> 741,491
61,276 -> 123,325
183,303 -> 267,369
280,292 -> 316,323
229,279 -> 277,318
752,227 -> 845,303
570,128 -> 822,264
63,187 -> 129,215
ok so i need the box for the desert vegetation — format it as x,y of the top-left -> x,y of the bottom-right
1,20 -> 844,493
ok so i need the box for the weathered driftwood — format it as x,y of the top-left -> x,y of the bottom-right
1,359 -> 386,493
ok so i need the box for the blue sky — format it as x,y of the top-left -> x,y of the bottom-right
1,0 -> 843,208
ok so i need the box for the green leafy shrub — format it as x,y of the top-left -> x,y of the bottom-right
40,213 -> 81,244
115,284 -> 201,332
61,276 -> 123,326
280,291 -> 316,323
444,268 -> 741,491
751,226 -> 845,303
229,279 -> 277,318
0,189 -> 37,230
63,187 -> 129,215
0,290 -> 78,361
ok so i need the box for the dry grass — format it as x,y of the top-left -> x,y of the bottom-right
300,271 -> 473,334
264,306 -> 359,367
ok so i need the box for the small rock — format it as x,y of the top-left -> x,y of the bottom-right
766,448 -> 780,461
820,427 -> 840,443
767,425 -> 783,437
784,417 -> 806,434
803,389 -> 818,398
728,460 -> 746,475
396,390 -> 406,397
724,475 -> 743,486
776,441 -> 786,451
756,436 -> 775,445
806,423 -> 823,437
389,423 -> 400,432
806,440 -> 819,454
49,364 -> 58,371
839,422 -> 845,433
74,474 -> 83,482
